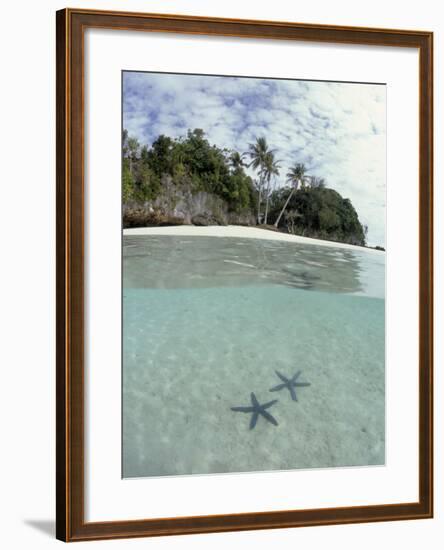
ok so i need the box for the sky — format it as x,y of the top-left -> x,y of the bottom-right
123,71 -> 386,247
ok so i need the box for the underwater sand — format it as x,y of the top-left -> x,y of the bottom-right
122,231 -> 385,478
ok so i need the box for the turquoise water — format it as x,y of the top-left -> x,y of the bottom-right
123,236 -> 385,478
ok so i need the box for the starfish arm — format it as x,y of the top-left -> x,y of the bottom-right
269,383 -> 286,392
249,411 -> 259,430
295,382 -> 311,387
231,406 -> 254,412
262,399 -> 278,409
275,370 -> 289,383
251,393 -> 259,407
260,409 -> 278,426
291,371 -> 302,382
289,386 -> 297,401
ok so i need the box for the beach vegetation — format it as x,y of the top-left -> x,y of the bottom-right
122,128 -> 367,246
246,137 -> 274,224
262,151 -> 281,225
274,163 -> 310,228
268,186 -> 366,246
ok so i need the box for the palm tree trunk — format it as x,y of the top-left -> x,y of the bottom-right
264,178 -> 271,225
256,177 -> 262,225
274,186 -> 296,228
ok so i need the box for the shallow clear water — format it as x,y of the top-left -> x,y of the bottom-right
123,235 -> 385,478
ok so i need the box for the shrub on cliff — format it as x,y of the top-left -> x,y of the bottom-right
268,186 -> 366,246
122,128 -> 255,213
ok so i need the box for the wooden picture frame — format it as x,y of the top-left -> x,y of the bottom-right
56,7 -> 433,542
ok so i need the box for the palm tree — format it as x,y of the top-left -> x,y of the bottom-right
229,151 -> 246,172
274,163 -> 309,228
247,137 -> 272,224
262,151 -> 281,225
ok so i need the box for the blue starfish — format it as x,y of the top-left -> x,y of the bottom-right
270,370 -> 310,401
231,392 -> 278,429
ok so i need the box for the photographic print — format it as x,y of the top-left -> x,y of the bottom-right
122,70 -> 386,479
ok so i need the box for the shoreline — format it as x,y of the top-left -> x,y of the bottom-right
123,225 -> 384,254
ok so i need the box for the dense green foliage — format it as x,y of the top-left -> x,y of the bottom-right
122,128 -> 368,246
268,186 -> 366,246
122,128 -> 255,212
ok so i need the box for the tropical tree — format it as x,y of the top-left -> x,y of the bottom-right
229,151 -> 247,172
274,163 -> 309,228
246,137 -> 272,224
284,209 -> 302,234
127,136 -> 140,174
310,176 -> 326,188
262,151 -> 281,225
122,129 -> 129,157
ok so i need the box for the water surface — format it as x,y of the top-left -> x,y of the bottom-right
123,235 -> 385,478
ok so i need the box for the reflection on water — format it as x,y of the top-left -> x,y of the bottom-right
123,235 -> 385,298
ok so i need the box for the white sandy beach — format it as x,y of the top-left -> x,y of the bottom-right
124,225 -> 383,254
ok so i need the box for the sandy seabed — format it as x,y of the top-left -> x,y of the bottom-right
122,225 -> 385,478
